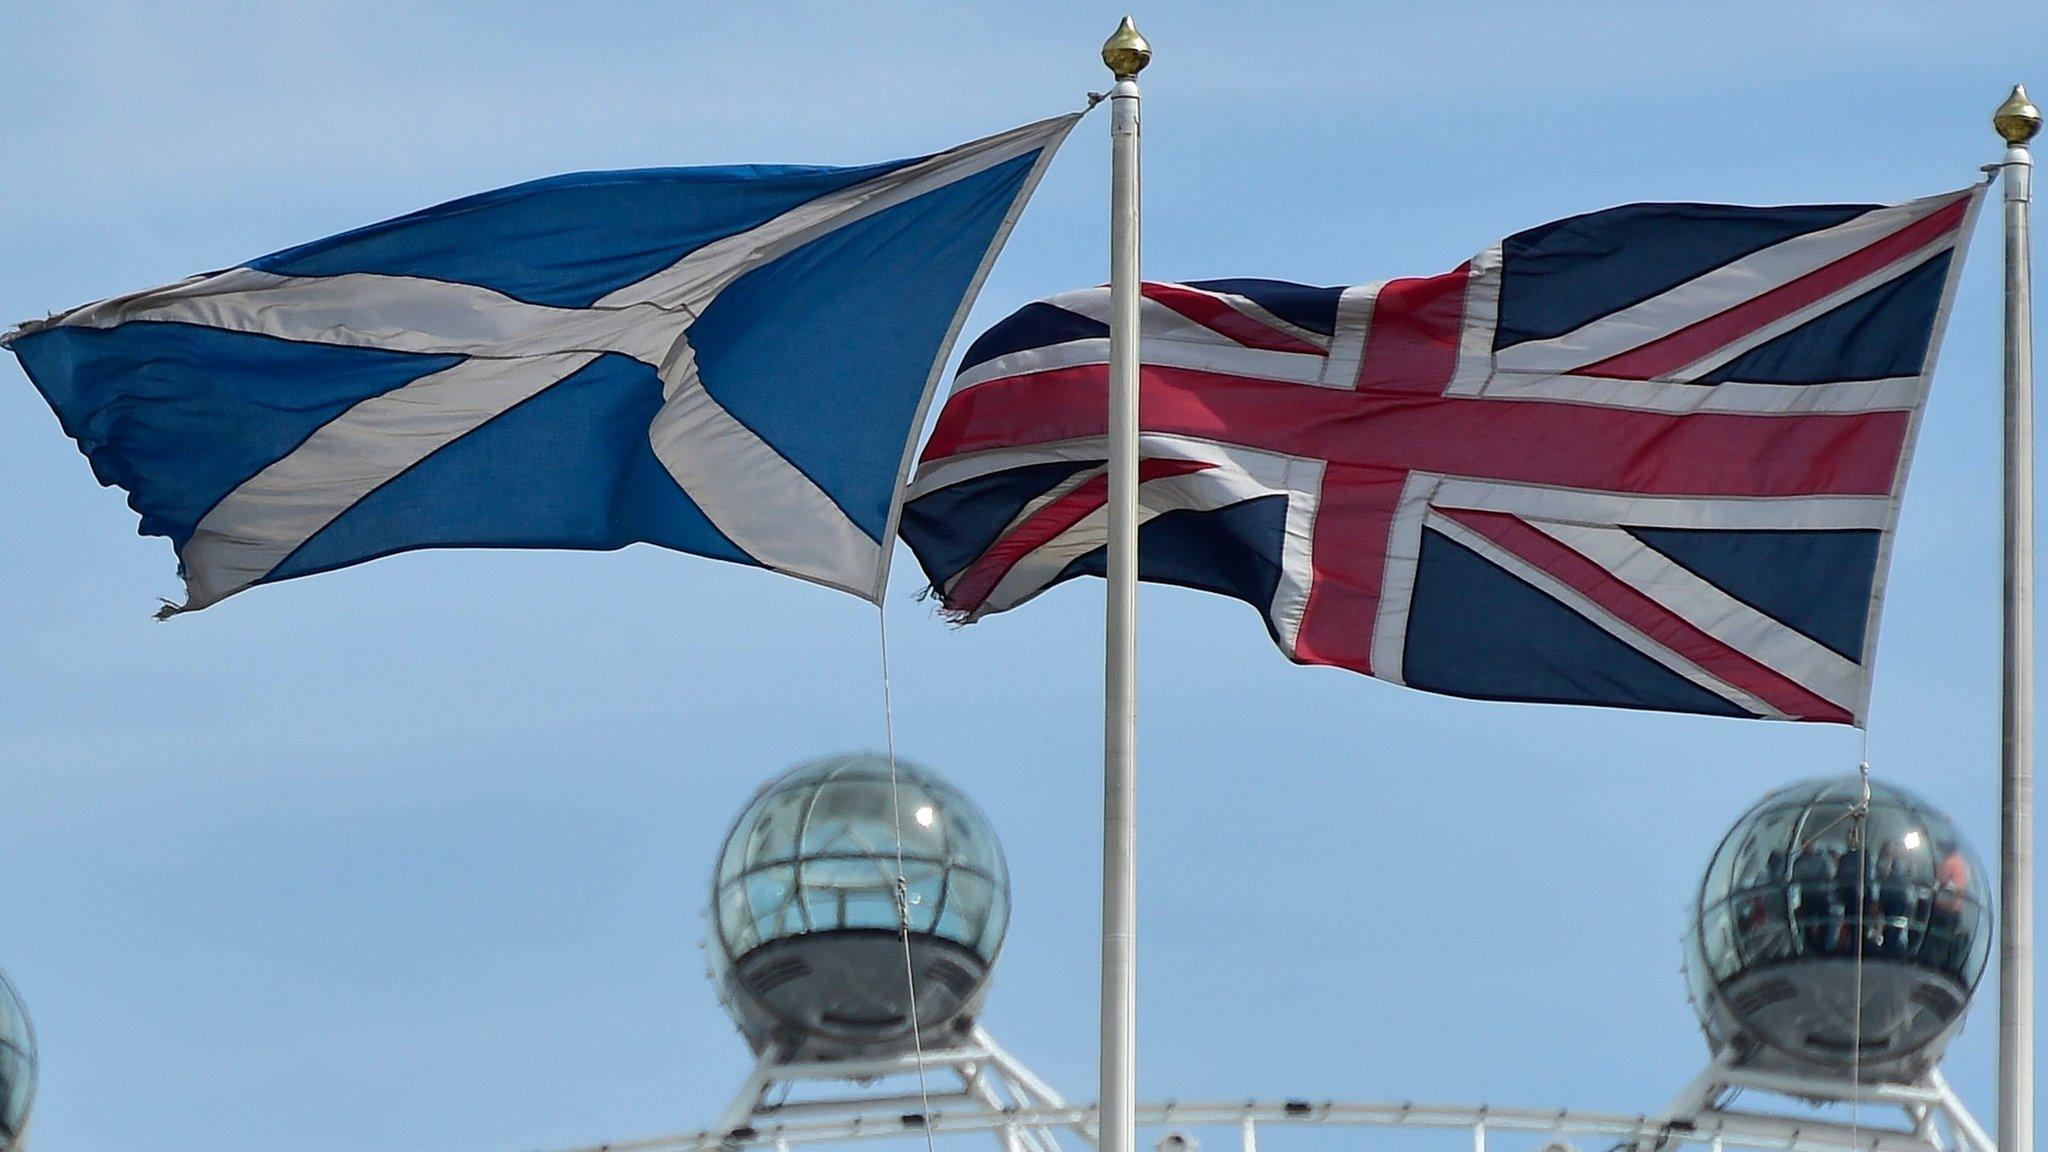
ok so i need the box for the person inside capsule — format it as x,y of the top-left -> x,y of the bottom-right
1710,780 -> 1988,980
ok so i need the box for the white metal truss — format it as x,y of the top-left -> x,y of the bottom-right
540,1042 -> 1994,1152
708,1028 -> 1079,1152
1642,1053 -> 1993,1152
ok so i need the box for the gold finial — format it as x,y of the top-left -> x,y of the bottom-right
1101,16 -> 1151,79
1995,84 -> 2042,145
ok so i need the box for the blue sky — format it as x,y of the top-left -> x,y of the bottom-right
1,3 -> 2044,1149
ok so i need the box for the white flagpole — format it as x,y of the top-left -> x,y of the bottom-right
1996,83 -> 2042,1152
1100,19 -> 1149,1152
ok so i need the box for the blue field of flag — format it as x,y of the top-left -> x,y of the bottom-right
5,114 -> 1078,613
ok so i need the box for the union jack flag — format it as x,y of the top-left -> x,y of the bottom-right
899,186 -> 1984,723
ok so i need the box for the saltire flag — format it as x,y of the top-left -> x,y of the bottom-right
4,114 -> 1078,614
900,185 -> 1985,723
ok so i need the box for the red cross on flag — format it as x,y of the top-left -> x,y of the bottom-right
898,186 -> 1984,724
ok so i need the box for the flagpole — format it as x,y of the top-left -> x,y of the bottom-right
1995,83 -> 2042,1152
1100,19 -> 1149,1152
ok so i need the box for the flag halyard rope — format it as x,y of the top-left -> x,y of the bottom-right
878,600 -> 941,1152
1849,755 -> 1872,1147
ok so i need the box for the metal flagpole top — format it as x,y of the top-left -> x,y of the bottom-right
1996,85 -> 2042,145
1102,16 -> 1151,79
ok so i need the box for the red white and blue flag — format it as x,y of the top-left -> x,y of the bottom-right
899,186 -> 1984,723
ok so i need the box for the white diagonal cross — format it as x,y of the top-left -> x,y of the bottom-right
17,115 -> 1077,611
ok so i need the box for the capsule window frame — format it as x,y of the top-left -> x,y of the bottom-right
709,758 -> 1014,970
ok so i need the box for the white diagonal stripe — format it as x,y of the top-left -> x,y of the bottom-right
1043,281 -> 1337,356
599,115 -> 1079,314
646,340 -> 883,599
907,437 -> 1111,498
178,351 -> 598,610
940,464 -> 1107,602
976,467 -> 1269,618
1526,518 -> 1863,710
1053,284 -> 1338,359
629,114 -> 1080,600
1055,290 -> 1279,351
31,115 -> 1074,372
1492,191 -> 1965,375
27,267 -> 687,367
1419,509 -> 1781,717
1194,285 -> 1333,350
1662,240 -> 1956,382
976,503 -> 1115,617
24,115 -> 1080,363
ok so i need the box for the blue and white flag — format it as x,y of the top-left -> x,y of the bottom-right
5,114 -> 1078,614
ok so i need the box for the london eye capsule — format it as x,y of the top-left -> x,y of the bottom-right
1684,774 -> 1991,1083
708,753 -> 1010,1062
0,967 -> 33,1150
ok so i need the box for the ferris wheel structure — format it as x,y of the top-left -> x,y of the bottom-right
527,757 -> 2005,1152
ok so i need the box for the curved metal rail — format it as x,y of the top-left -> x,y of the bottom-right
600,1031 -> 1984,1152
542,1096 -> 1966,1152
